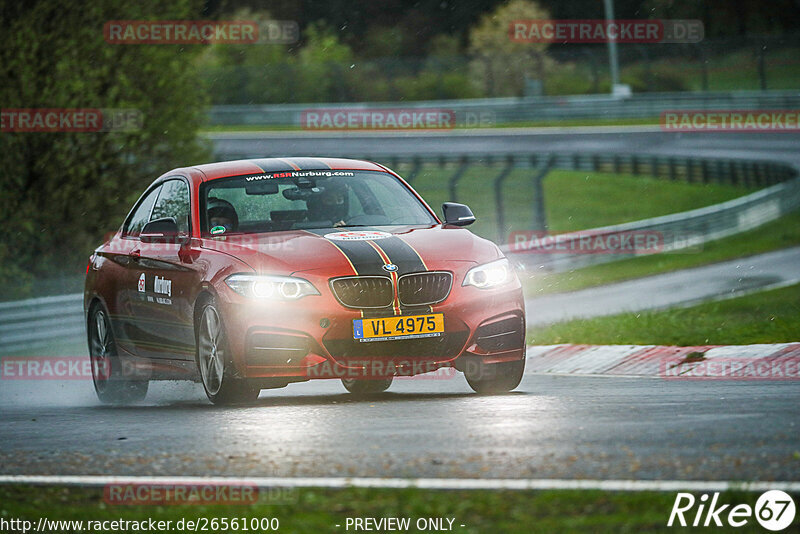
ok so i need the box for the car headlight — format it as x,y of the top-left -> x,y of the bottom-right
225,274 -> 320,300
462,258 -> 514,289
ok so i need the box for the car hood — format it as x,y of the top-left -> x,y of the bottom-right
201,225 -> 503,277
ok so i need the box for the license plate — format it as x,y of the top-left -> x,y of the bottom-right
353,313 -> 444,342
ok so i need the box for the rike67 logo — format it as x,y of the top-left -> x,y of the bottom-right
668,490 -> 796,531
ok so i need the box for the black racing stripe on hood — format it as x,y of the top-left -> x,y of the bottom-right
371,237 -> 427,275
305,229 -> 386,276
309,229 -> 427,276
330,240 -> 387,276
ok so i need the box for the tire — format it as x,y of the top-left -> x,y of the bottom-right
464,359 -> 525,394
196,298 -> 260,405
88,305 -> 148,405
341,376 -> 393,395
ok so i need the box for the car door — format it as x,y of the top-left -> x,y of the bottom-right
132,178 -> 199,360
113,184 -> 163,357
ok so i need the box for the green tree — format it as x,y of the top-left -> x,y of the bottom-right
468,0 -> 552,97
0,0 -> 209,299
197,9 -> 295,104
295,22 -> 355,102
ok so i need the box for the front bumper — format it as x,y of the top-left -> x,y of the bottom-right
217,273 -> 525,380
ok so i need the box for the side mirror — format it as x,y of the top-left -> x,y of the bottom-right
442,202 -> 476,227
140,217 -> 185,243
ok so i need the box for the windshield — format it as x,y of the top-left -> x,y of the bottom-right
200,170 -> 437,235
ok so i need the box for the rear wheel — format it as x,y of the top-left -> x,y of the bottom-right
89,306 -> 148,404
196,299 -> 260,405
464,359 -> 525,394
341,376 -> 393,395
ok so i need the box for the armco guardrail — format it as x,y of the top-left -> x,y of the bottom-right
1,153 -> 797,354
209,90 -> 800,126
503,176 -> 800,272
0,294 -> 84,353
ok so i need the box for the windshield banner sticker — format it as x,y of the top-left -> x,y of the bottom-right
324,231 -> 392,241
245,171 -> 355,181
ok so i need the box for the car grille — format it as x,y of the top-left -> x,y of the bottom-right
398,272 -> 452,306
331,272 -> 453,309
323,331 -> 469,362
330,276 -> 394,309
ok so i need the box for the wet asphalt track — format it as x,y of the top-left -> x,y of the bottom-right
1,128 -> 798,482
1,373 -> 798,481
524,246 -> 800,325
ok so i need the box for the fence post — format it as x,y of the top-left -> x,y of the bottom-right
405,157 -> 422,184
447,157 -> 470,202
531,154 -> 554,232
493,156 -> 516,242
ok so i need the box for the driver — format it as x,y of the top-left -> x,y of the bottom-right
207,197 -> 239,234
305,180 -> 349,227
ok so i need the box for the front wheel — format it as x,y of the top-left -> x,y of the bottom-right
341,376 -> 393,395
196,300 -> 260,405
464,359 -> 525,394
89,306 -> 148,405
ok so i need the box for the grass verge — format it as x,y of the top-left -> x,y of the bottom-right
523,211 -> 800,296
528,282 -> 800,346
0,485 -> 785,533
406,167 -> 753,242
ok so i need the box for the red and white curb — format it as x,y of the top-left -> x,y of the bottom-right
525,343 -> 800,377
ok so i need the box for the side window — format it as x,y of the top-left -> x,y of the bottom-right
123,186 -> 161,238
151,179 -> 190,234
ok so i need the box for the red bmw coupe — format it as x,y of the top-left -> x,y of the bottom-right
84,157 -> 526,404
